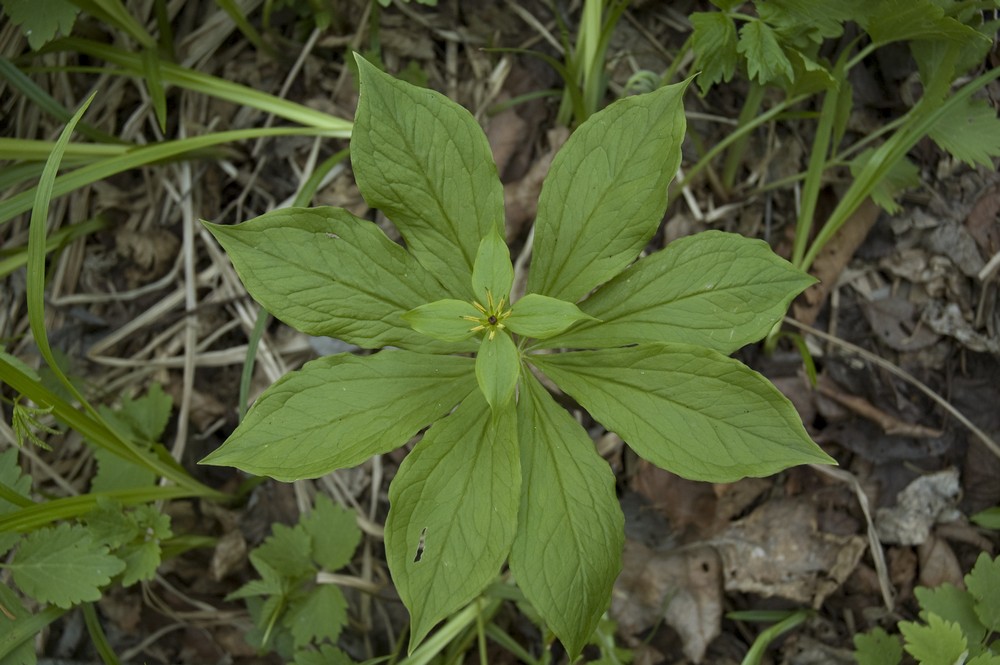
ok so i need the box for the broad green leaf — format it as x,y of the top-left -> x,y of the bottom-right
118,540 -> 161,586
90,448 -> 156,493
90,388 -> 171,493
385,392 -> 519,650
690,12 -> 738,95
506,293 -> 595,340
0,449 -> 31,516
403,299 -> 480,342
8,523 -> 125,608
301,495 -> 361,572
201,350 -> 476,481
916,584 -> 986,649
531,344 -> 834,482
351,55 -> 504,297
540,231 -> 814,354
928,97 -> 1000,169
967,553 -> 1000,632
476,332 -> 519,412
785,50 -> 836,97
2,0 -> 78,50
85,497 -> 138,548
861,0 -> 983,45
284,584 -> 348,647
227,556 -> 285,600
253,523 -> 315,581
900,613 -> 968,665
510,373 -> 623,658
527,82 -> 687,303
205,207 -> 458,351
471,231 -> 514,306
737,21 -> 793,86
854,627 -> 904,665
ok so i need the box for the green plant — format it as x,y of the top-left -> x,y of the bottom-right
229,494 -> 361,662
201,54 -> 834,657
854,552 -> 1000,664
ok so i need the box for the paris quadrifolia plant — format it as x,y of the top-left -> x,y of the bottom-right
202,54 -> 835,657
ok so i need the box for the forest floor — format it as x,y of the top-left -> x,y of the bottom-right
2,0 -> 1000,663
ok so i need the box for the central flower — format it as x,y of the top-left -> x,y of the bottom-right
463,290 -> 512,340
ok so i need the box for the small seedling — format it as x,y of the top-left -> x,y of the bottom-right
203,54 -> 834,657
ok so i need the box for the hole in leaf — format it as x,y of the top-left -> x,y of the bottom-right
413,527 -> 427,563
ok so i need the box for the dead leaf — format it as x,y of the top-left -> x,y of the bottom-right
875,468 -> 962,545
964,181 -> 1000,256
503,128 -> 569,238
917,533 -> 964,588
859,296 -> 940,352
713,500 -> 867,607
630,460 -> 720,539
613,540 -> 723,663
210,529 -> 247,581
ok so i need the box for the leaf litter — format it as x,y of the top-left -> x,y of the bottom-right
2,0 -> 1000,661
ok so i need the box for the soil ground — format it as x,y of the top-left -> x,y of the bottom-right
2,1 -> 999,663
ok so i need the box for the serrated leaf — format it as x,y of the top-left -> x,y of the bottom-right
901,613 -> 968,665
351,55 -> 504,298
756,0 -> 861,45
854,627 -> 904,665
90,448 -> 157,493
227,556 -> 286,600
505,293 -> 595,340
861,0 -> 983,45
205,208 -> 459,351
916,584 -> 986,649
966,553 -> 1000,633
1,0 -> 78,50
302,495 -> 361,572
293,645 -> 354,665
0,448 -> 31,516
471,231 -> 513,306
385,392 -> 519,651
475,331 -> 519,412
928,97 -> 1000,169
118,540 -> 161,587
403,299 -> 480,342
8,524 -> 125,608
201,350 -> 476,481
690,12 -> 738,95
785,50 -> 836,97
527,81 -> 688,303
531,344 -> 834,482
0,531 -> 19,558
509,373 -> 623,659
85,497 -> 139,548
737,21 -> 793,86
850,150 -> 921,214
968,653 -> 1000,665
253,523 -> 315,581
283,584 -> 348,648
539,231 -> 814,354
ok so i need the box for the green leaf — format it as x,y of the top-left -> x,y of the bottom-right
968,653 -> 1000,665
253,523 -> 318,582
755,0 -> 861,44
0,580 -> 37,665
0,449 -> 31,516
540,231 -> 814,354
301,495 -> 361,572
351,55 -> 504,298
527,81 -> 688,303
227,556 -> 285,600
201,350 -> 476,481
506,293 -> 595,340
690,12 -> 738,95
403,299 -> 479,342
854,627 -> 903,665
90,448 -> 157,493
970,507 -> 1000,530
205,208 -> 457,351
111,383 -> 172,441
966,553 -> 1000,633
283,584 -> 348,648
475,332 -> 520,412
118,539 -> 161,586
7,523 -> 125,608
385,392 -> 519,650
850,150 -> 921,214
928,97 -> 1000,169
531,344 -> 834,482
916,584 -> 986,649
861,0 -> 983,45
900,613 -> 968,665
85,498 -> 139,548
471,231 -> 514,306
509,373 -> 623,659
1,0 -> 78,50
293,645 -> 354,665
736,21 -> 793,86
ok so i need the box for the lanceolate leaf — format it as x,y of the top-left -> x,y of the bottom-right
205,207 -> 457,351
538,231 -> 815,354
471,231 -> 514,306
506,293 -> 595,340
200,351 -> 476,480
527,81 -> 688,303
531,344 -> 834,482
510,373 -> 623,658
351,55 -> 504,298
475,332 -> 519,412
403,299 -> 480,342
385,393 -> 519,650
8,523 -> 125,608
